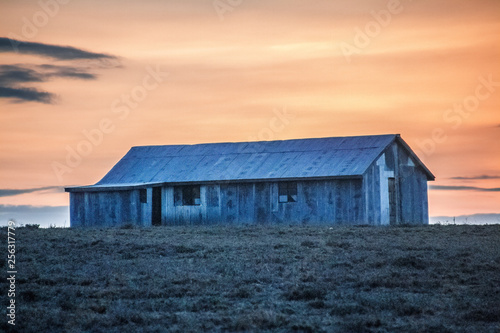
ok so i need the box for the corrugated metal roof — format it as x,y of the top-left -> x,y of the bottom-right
81,134 -> 397,187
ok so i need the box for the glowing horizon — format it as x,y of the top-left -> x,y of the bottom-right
1,0 -> 499,222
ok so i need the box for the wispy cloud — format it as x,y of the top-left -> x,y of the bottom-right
0,86 -> 54,104
0,37 -> 115,61
40,64 -> 97,80
0,64 -> 96,85
0,37 -> 118,103
449,175 -> 500,180
429,185 -> 500,192
0,186 -> 63,197
0,65 -> 44,84
0,64 -> 99,103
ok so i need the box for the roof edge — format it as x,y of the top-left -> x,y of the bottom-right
359,134 -> 435,181
127,133 -> 400,150
395,135 -> 435,181
65,175 -> 364,192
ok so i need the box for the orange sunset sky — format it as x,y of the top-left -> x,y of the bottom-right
1,0 -> 499,225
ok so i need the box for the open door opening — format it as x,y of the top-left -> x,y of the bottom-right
388,177 -> 396,225
152,187 -> 162,226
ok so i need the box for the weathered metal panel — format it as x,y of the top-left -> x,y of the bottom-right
254,182 -> 270,223
324,182 -> 335,223
164,186 -> 175,225
132,190 -> 141,224
400,165 -> 415,223
69,193 -> 85,227
352,180 -> 364,222
86,134 -> 401,188
280,152 -> 325,179
220,184 -> 238,224
91,192 -> 101,226
185,155 -> 221,182
338,180 -> 349,223
120,191 -> 131,223
69,190 -> 146,227
233,153 -> 269,180
203,154 -> 239,181
263,152 -> 302,179
238,183 -> 254,223
298,182 -> 317,223
261,179 -> 364,225
205,184 -> 219,207
397,142 -> 429,224
363,162 -> 382,225
205,184 -> 220,224
199,185 -> 208,224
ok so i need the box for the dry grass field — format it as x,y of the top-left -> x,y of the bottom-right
1,224 -> 499,332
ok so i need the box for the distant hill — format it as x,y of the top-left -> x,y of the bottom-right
431,213 -> 500,225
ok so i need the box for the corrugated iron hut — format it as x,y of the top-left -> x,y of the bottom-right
65,134 -> 434,227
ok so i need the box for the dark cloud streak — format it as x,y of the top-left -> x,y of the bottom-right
0,65 -> 44,84
0,64 -> 98,103
0,186 -> 64,197
39,64 -> 97,80
0,37 -> 118,103
429,185 -> 500,192
49,68 -> 96,80
0,37 -> 116,61
0,64 -> 97,83
0,86 -> 54,104
450,175 -> 500,180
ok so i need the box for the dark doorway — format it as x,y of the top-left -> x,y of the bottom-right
152,187 -> 162,226
388,178 -> 396,225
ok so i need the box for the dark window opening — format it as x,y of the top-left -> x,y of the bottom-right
279,182 -> 297,203
140,189 -> 147,203
174,185 -> 201,206
152,187 -> 162,226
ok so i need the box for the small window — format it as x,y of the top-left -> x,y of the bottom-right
140,189 -> 147,203
174,185 -> 201,206
279,182 -> 297,203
